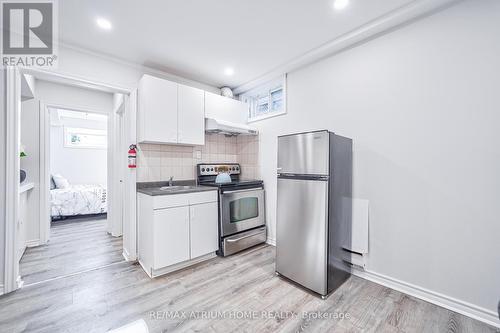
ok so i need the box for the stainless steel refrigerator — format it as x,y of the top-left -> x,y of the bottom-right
276,130 -> 352,297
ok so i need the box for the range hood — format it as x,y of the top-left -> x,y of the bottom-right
205,118 -> 258,136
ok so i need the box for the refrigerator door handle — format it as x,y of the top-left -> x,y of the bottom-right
277,174 -> 329,181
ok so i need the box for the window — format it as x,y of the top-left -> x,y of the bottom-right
256,95 -> 269,116
64,127 -> 107,149
270,87 -> 283,112
241,74 -> 287,122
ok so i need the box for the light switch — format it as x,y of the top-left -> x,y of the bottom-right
193,150 -> 202,159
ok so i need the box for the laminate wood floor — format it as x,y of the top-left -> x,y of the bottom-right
20,217 -> 123,285
2,245 -> 497,333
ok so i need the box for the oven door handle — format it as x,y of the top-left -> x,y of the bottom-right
222,188 -> 263,194
226,228 -> 266,242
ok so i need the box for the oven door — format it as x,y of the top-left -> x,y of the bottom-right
220,188 -> 265,237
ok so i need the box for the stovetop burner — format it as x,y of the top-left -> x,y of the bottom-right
197,163 -> 263,190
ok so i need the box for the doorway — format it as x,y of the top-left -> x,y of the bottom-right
16,78 -> 127,285
3,68 -> 137,294
19,106 -> 123,285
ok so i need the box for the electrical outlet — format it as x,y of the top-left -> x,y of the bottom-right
193,150 -> 202,159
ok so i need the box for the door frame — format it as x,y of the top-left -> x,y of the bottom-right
3,68 -> 137,295
3,67 -> 22,294
39,102 -> 118,242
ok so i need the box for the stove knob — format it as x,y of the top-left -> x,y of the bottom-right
210,168 -> 214,171
201,168 -> 205,172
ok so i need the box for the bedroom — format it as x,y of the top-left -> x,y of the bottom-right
17,79 -> 124,285
49,108 -> 108,223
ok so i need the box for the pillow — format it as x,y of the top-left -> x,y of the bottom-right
52,174 -> 70,189
50,175 -> 56,190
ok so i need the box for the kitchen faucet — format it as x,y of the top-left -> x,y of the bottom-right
169,176 -> 173,187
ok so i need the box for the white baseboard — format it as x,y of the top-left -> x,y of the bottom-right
266,238 -> 276,246
352,268 -> 500,329
16,275 -> 24,289
145,252 -> 217,278
25,239 -> 40,248
122,249 -> 136,262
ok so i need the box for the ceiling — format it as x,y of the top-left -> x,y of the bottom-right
59,0 -> 416,89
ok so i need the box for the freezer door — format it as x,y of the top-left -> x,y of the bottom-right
277,131 -> 330,176
276,177 -> 329,295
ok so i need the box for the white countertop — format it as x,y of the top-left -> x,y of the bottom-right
19,182 -> 34,194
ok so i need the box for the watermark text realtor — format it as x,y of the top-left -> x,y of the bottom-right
1,0 -> 58,67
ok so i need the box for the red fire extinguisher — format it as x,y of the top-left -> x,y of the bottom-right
128,144 -> 137,168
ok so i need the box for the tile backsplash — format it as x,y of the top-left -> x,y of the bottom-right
137,134 -> 259,182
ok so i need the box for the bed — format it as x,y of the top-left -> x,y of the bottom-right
50,184 -> 107,219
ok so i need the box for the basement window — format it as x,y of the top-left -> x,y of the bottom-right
241,74 -> 287,122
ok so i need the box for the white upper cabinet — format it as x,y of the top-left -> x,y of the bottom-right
178,84 -> 205,145
137,75 -> 205,145
137,75 -> 249,145
138,75 -> 178,144
205,91 -> 249,124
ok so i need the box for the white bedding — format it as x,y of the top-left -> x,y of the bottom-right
50,184 -> 107,217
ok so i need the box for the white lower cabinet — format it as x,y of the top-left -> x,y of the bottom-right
138,190 -> 218,278
190,202 -> 218,259
153,206 -> 190,269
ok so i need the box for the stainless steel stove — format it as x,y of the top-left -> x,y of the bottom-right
197,163 -> 266,256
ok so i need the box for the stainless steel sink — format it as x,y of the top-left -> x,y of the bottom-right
159,185 -> 196,191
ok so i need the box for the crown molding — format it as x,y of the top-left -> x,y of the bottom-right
233,0 -> 462,95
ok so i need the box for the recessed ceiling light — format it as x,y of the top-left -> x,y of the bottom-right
224,67 -> 235,76
333,0 -> 349,11
96,17 -> 112,30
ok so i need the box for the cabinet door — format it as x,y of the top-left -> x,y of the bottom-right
178,84 -> 205,145
190,202 -> 219,258
138,75 -> 178,144
205,92 -> 248,124
153,206 -> 190,269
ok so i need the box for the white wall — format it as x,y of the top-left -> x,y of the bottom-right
50,115 -> 107,185
36,80 -> 114,114
255,0 -> 500,320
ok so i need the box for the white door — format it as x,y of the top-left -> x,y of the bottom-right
122,92 -> 137,261
108,101 -> 124,236
138,75 -> 177,144
190,202 -> 218,258
178,84 -> 205,145
153,206 -> 190,269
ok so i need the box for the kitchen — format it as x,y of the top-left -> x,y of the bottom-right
1,0 -> 499,332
